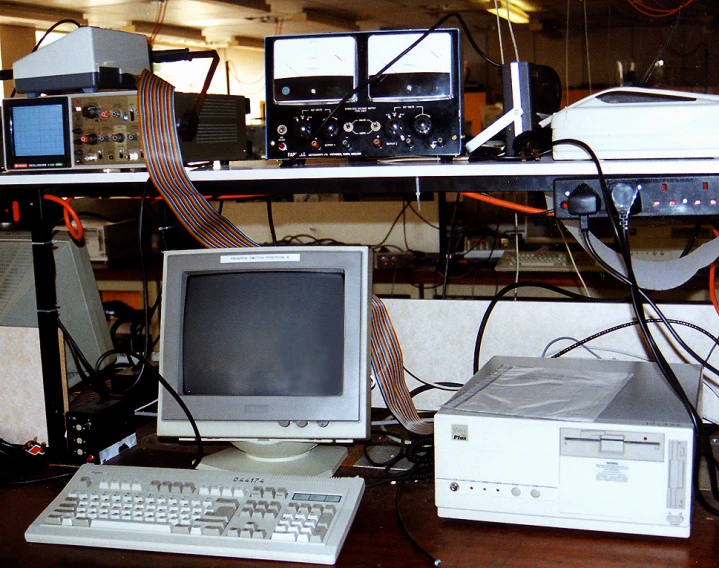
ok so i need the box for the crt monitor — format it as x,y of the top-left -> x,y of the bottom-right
156,246 -> 372,475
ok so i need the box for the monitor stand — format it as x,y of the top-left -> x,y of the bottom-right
197,440 -> 348,477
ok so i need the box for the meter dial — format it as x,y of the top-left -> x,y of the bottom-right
367,31 -> 453,101
273,36 -> 357,104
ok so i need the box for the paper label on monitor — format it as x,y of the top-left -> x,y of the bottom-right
221,253 -> 301,264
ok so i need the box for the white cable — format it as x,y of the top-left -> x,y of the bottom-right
541,336 -> 600,359
493,0 -> 505,65
556,218 -> 591,297
542,336 -> 651,361
506,1 -> 520,61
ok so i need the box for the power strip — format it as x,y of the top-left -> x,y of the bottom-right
554,175 -> 719,219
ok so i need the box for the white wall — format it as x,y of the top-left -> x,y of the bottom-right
382,298 -> 719,425
222,198 -> 440,252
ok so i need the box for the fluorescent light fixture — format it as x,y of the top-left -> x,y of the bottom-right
486,1 -> 530,24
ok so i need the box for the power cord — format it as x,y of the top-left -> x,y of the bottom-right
364,433 -> 440,566
555,137 -> 719,517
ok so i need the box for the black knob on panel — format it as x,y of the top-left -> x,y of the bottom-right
323,118 -> 339,138
293,119 -> 313,140
384,118 -> 402,138
82,105 -> 99,119
413,114 -> 432,136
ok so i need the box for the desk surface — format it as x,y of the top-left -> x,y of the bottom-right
2,438 -> 719,568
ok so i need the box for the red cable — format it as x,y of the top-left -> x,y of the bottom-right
626,0 -> 697,18
461,192 -> 552,216
43,195 -> 84,241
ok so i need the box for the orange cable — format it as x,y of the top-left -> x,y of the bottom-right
461,192 -> 552,216
43,195 -> 83,241
711,227 -> 719,316
626,0 -> 696,18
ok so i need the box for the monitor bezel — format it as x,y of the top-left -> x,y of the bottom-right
157,246 -> 372,442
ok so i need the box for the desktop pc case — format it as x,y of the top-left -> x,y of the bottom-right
435,356 -> 700,538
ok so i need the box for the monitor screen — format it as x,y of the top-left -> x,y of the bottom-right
182,271 -> 345,397
3,97 -> 71,169
157,246 -> 372,474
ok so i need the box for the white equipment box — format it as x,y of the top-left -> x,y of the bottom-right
435,356 -> 700,538
550,87 -> 719,160
13,27 -> 149,96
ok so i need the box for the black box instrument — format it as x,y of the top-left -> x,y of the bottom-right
264,29 -> 462,160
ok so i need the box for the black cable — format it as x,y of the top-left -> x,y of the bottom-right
362,440 -> 407,470
94,349 -> 204,469
681,221 -> 703,257
57,317 -> 110,398
551,317 -> 719,362
404,366 -> 462,392
266,198 -> 278,246
409,383 -> 461,398
407,203 -> 440,230
121,181 -> 155,395
374,201 -> 411,249
473,281 -> 609,373
5,471 -> 75,487
580,227 -> 719,378
552,139 -> 623,247
396,479 -> 441,566
10,19 -> 83,98
553,138 -> 719,514
441,193 -> 461,299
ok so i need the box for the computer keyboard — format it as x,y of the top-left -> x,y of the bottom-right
25,463 -> 365,565
494,249 -> 602,272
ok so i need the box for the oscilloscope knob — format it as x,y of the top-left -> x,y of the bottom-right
413,113 -> 432,136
